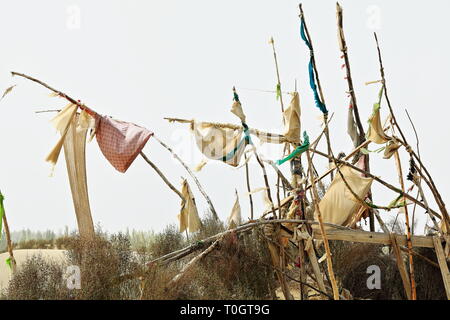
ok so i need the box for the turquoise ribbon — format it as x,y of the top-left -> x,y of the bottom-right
300,20 -> 328,115
219,123 -> 252,162
276,131 -> 309,165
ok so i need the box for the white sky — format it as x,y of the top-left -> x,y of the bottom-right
0,0 -> 448,234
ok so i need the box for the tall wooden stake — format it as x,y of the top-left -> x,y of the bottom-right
336,2 -> 375,231
244,154 -> 254,220
305,150 -> 339,300
393,150 -> 417,299
152,136 -> 219,221
299,4 -> 334,180
0,191 -> 16,273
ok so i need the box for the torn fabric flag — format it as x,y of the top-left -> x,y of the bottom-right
315,165 -> 373,228
178,179 -> 202,233
227,191 -> 242,230
347,103 -> 359,148
366,86 -> 390,144
192,121 -> 250,167
283,92 -> 301,144
63,114 -> 95,239
46,103 -> 78,166
383,139 -> 401,159
95,115 -> 153,173
230,91 -> 246,123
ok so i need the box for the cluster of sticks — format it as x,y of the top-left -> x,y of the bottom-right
4,3 -> 449,300
154,3 -> 450,300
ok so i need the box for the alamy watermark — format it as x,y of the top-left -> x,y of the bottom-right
66,5 -> 81,30
366,264 -> 381,290
366,5 -> 382,30
63,265 -> 81,290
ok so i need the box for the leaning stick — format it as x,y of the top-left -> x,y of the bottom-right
336,3 -> 375,231
169,237 -> 221,285
152,135 -> 219,220
0,190 -> 16,273
11,72 -> 220,221
336,3 -> 365,145
305,150 -> 340,300
164,117 -> 289,144
11,72 -> 96,116
299,4 -> 334,179
244,154 -> 254,220
269,37 -> 286,116
311,148 -> 442,218
372,36 -> 450,232
139,151 -> 184,201
393,149 -> 416,299
262,139 -> 370,216
148,218 -> 351,265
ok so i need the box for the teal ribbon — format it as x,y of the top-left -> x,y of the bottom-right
276,131 -> 309,165
300,20 -> 328,115
219,123 -> 252,162
233,91 -> 240,103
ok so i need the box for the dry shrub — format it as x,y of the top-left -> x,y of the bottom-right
331,241 -> 406,300
190,212 -> 225,243
13,239 -> 54,250
148,224 -> 185,258
65,231 -> 140,300
191,229 -> 276,300
4,255 -> 70,300
411,247 -> 447,300
4,231 -> 142,300
139,215 -> 276,300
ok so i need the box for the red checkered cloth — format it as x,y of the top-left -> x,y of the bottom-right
95,115 -> 153,173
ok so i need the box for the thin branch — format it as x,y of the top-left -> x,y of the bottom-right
152,135 -> 219,220
139,151 -> 184,201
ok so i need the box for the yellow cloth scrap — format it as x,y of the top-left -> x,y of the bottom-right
230,100 -> 246,123
315,165 -> 373,228
192,121 -> 245,167
178,179 -> 202,233
366,88 -> 390,144
283,92 -> 301,144
383,139 -> 401,159
193,159 -> 208,172
46,103 -> 78,166
227,191 -> 242,229
63,114 -> 95,239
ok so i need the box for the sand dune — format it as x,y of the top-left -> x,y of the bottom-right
0,249 -> 67,289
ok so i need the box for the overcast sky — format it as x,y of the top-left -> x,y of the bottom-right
0,0 -> 448,235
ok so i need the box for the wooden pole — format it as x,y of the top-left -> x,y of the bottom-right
0,191 -> 16,273
309,148 -> 443,220
305,150 -> 339,300
433,236 -> 450,299
244,154 -> 254,220
299,4 -> 334,180
140,151 -> 184,201
393,150 -> 416,299
336,3 -> 375,231
269,37 -> 285,116
152,136 -> 219,220
371,37 -> 450,232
